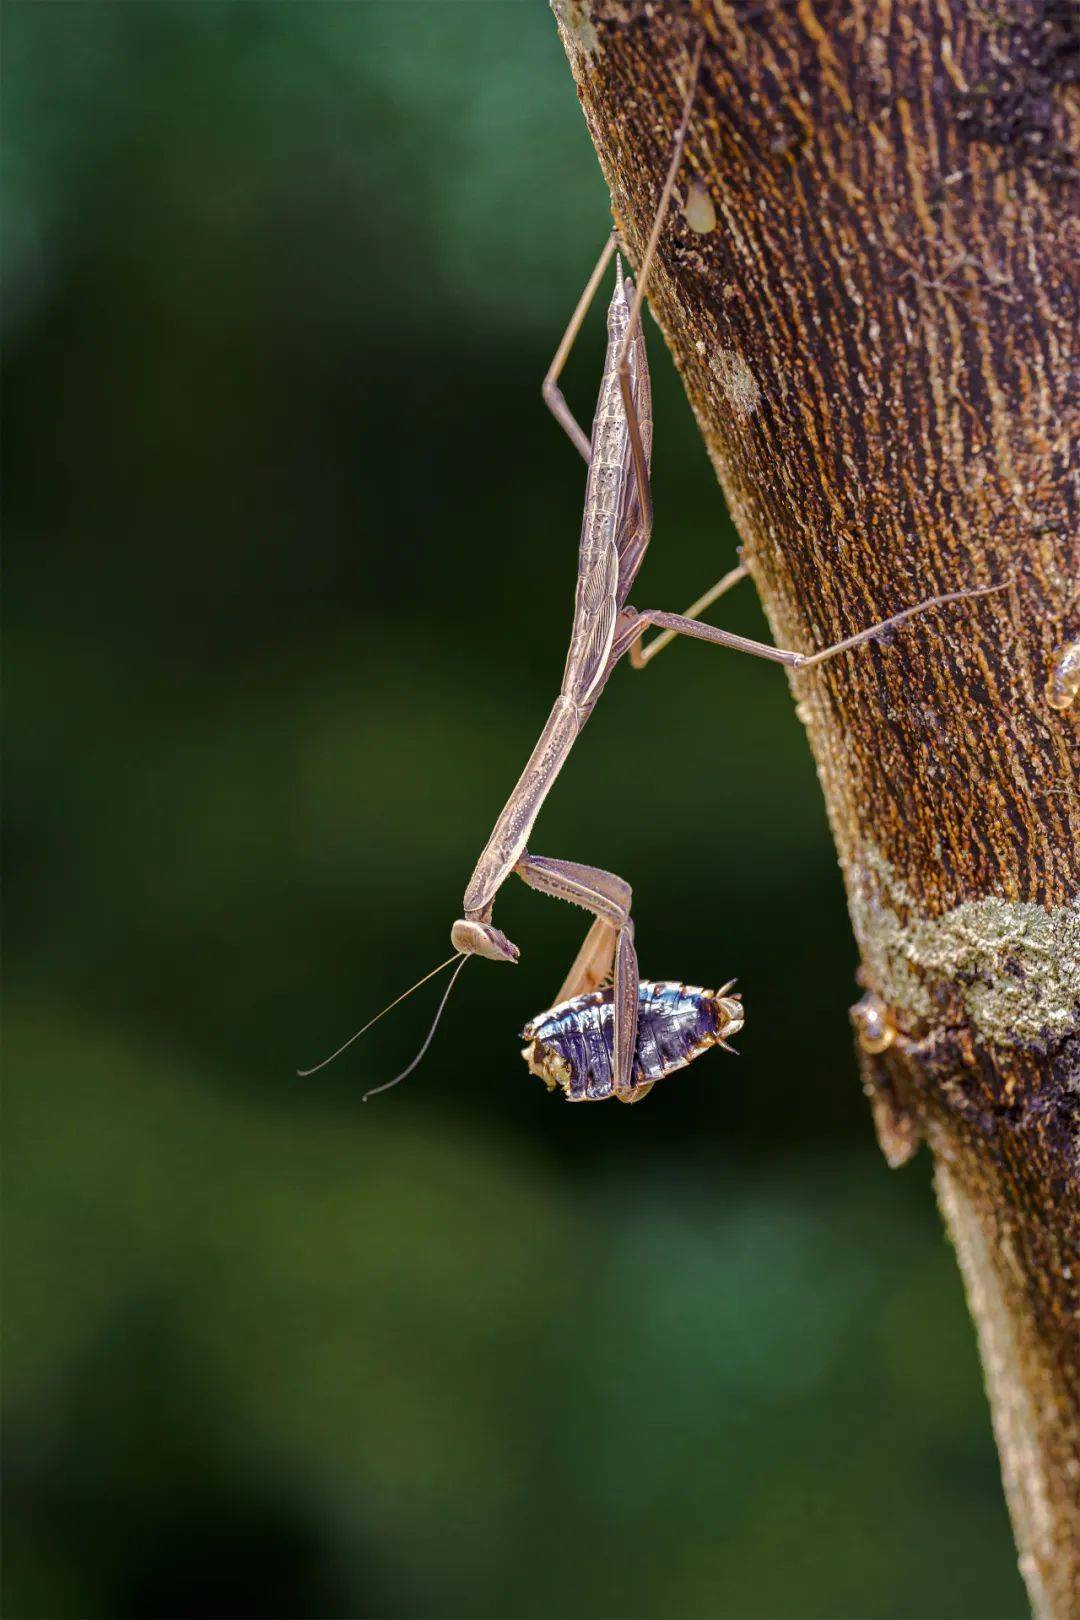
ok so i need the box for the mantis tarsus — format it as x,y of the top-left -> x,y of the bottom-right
301,36 -> 1002,1101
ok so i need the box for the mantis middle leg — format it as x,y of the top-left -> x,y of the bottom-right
614,581 -> 1004,672
629,559 -> 751,668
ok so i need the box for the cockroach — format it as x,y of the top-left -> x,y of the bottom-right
522,979 -> 744,1104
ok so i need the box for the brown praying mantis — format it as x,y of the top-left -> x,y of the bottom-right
301,37 -> 1002,1101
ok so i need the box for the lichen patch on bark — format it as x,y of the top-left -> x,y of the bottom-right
551,0 -> 599,58
712,348 -> 761,418
852,844 -> 1080,1047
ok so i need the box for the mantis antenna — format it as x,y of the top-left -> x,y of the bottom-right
362,953 -> 471,1101
297,951 -> 462,1077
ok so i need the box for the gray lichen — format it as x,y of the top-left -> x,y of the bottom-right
850,844 -> 1080,1046
551,0 -> 600,58
713,348 -> 761,418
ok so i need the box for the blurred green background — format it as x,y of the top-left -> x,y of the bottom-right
5,6 -> 1024,1617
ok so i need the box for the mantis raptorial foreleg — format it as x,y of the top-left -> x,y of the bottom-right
514,853 -> 640,1096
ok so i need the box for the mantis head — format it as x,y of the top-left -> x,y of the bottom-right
450,918 -> 520,963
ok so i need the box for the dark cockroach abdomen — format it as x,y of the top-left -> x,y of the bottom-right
521,980 -> 744,1104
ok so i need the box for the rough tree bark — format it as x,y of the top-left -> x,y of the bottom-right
551,2 -> 1079,1614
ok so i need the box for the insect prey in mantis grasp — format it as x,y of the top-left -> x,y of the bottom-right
523,980 -> 745,1105
301,37 -> 1003,1103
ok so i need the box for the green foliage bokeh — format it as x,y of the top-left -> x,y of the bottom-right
5,7 -> 1023,1617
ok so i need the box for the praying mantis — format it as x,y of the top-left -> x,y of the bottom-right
302,36 -> 1002,1101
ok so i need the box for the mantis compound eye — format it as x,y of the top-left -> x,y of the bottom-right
450,919 -> 520,963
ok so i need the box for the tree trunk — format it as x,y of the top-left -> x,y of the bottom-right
551,2 -> 1079,1614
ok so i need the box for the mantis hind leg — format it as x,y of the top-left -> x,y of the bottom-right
514,853 -> 644,1101
545,31 -> 705,490
616,32 -> 706,535
542,234 -> 618,463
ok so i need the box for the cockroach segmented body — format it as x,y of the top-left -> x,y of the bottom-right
522,980 -> 744,1104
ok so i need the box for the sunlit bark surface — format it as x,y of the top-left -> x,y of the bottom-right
552,3 -> 1079,1613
